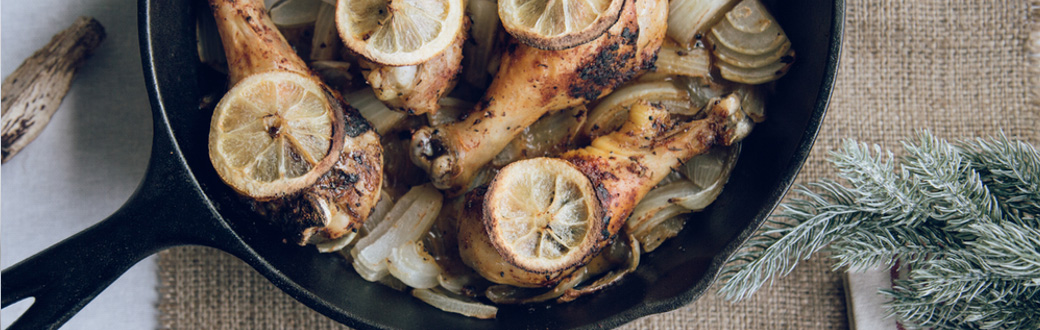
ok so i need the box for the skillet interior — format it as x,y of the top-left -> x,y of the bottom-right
141,0 -> 841,327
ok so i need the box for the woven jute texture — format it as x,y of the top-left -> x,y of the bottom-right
157,0 -> 1040,328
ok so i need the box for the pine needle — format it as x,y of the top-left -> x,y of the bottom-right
716,131 -> 1040,329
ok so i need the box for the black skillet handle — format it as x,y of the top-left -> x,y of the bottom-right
0,123 -> 246,330
1,199 -> 172,330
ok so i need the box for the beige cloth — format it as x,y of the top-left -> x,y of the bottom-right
157,0 -> 1040,328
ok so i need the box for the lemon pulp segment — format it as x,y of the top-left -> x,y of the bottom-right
486,158 -> 600,271
210,71 -> 339,198
499,0 -> 624,50
337,0 -> 464,65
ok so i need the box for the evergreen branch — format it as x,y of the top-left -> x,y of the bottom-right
715,131 -> 1040,329
719,139 -> 935,300
830,140 -> 930,226
966,221 -> 1040,281
828,224 -> 964,271
901,132 -> 1003,230
960,133 -> 1040,219
886,267 -> 1040,330
899,258 -> 1037,306
717,182 -> 862,301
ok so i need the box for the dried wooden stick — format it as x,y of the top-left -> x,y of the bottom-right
1,16 -> 106,163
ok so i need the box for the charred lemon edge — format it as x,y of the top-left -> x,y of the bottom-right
499,0 -> 627,50
334,0 -> 467,66
208,71 -> 346,200
481,158 -> 606,276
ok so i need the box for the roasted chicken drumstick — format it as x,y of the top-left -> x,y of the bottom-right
459,96 -> 745,287
411,0 -> 667,194
208,0 -> 383,248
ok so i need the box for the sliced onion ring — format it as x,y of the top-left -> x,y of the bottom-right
666,0 -> 736,45
388,241 -> 443,289
725,0 -> 774,33
309,2 -> 340,61
714,40 -> 791,69
654,45 -> 712,78
412,288 -> 498,319
717,55 -> 793,85
710,18 -> 786,56
584,81 -> 692,139
352,184 -> 443,282
344,88 -> 406,135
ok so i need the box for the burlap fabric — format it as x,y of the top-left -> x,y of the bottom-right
158,0 -> 1040,328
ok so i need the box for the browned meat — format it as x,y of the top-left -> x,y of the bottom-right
410,0 -> 668,195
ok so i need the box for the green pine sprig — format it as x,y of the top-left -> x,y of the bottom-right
716,131 -> 1040,329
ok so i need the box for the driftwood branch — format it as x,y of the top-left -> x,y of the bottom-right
1,16 -> 106,163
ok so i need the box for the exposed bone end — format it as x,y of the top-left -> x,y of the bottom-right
308,128 -> 383,244
709,94 -> 749,146
410,126 -> 464,191
411,126 -> 440,167
431,156 -> 462,188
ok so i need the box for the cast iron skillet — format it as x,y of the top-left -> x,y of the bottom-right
1,0 -> 843,328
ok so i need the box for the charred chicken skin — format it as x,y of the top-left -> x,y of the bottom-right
411,0 -> 668,195
209,0 -> 383,246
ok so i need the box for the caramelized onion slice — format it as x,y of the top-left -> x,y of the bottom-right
725,0 -> 774,33
345,88 -> 406,135
654,45 -> 712,78
309,61 -> 353,92
309,1 -> 341,61
710,18 -> 786,56
627,145 -> 740,251
707,0 -> 794,84
388,240 -> 443,289
270,0 -> 322,28
461,0 -> 501,87
735,85 -> 767,123
666,0 -> 736,45
583,81 -> 692,139
717,55 -> 793,85
714,40 -> 791,69
412,288 -> 498,319
427,97 -> 473,126
352,184 -> 443,281
196,11 -> 227,73
492,106 -> 587,167
558,233 -> 640,302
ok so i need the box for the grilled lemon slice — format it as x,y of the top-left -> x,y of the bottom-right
498,0 -> 625,50
459,158 -> 603,287
208,71 -> 343,199
336,0 -> 465,66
